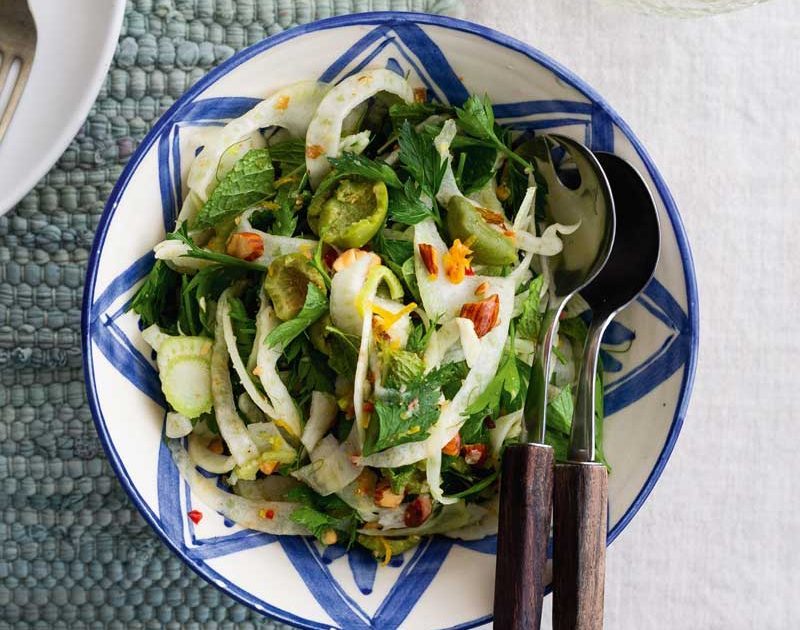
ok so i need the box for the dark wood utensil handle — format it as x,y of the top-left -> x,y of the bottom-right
494,443 -> 554,630
553,462 -> 609,630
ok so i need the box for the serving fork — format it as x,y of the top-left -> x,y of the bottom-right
0,0 -> 37,144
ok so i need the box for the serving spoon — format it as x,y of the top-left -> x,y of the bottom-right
552,153 -> 660,630
494,135 -> 615,629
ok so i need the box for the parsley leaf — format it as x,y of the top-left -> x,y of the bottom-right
389,179 -> 437,225
328,153 -> 402,189
194,148 -> 275,229
130,260 -> 180,333
265,283 -> 328,348
228,296 -> 256,359
455,95 -> 532,173
287,486 -> 359,546
457,144 -> 498,195
398,121 -> 447,203
373,230 -> 414,267
180,265 -> 248,336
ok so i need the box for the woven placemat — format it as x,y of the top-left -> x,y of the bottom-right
0,1 -> 460,627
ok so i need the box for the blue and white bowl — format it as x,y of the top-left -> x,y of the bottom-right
82,12 -> 698,629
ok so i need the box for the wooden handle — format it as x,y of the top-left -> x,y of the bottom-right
493,443 -> 554,630
553,462 -> 609,630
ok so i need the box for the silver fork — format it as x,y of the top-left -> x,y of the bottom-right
0,0 -> 37,144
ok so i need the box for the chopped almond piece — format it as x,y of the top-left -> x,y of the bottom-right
463,443 -> 489,466
321,529 -> 338,545
226,232 -> 264,262
306,144 -> 325,159
259,460 -> 279,475
332,248 -> 380,272
443,239 -> 473,284
474,281 -> 489,297
414,87 -> 427,103
476,206 -> 506,226
274,95 -> 290,110
459,294 -> 500,338
442,433 -> 461,456
404,495 -> 433,527
418,243 -> 439,278
208,438 -> 224,455
374,479 -> 405,508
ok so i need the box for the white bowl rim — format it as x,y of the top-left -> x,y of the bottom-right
82,11 -> 700,629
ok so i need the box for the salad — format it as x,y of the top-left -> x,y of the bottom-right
131,69 -> 607,562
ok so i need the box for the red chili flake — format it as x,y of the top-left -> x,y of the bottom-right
464,267 -> 475,276
188,510 -> 203,525
363,401 -> 375,413
264,509 -> 275,520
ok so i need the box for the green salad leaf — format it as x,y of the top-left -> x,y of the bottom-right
398,121 -> 447,204
265,283 -> 328,348
328,153 -> 402,189
194,148 -> 275,229
130,260 -> 180,334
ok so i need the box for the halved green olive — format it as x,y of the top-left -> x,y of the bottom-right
313,177 -> 388,249
263,253 -> 326,321
357,534 -> 422,560
446,196 -> 517,266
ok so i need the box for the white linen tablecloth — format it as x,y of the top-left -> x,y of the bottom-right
461,1 -> 799,627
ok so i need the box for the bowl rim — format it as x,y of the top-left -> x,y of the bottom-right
81,11 -> 699,629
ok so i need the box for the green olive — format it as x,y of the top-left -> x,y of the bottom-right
356,534 -> 422,559
263,253 -> 326,321
311,177 -> 388,248
446,196 -> 517,266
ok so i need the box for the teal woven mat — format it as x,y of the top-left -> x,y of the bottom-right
0,1 -> 459,627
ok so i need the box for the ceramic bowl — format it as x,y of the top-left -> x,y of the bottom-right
82,12 -> 698,629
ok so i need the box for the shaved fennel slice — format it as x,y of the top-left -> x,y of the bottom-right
165,412 -> 193,439
336,480 -> 381,522
329,251 -> 378,336
211,301 -> 259,466
362,276 -> 514,472
352,299 -> 373,450
468,176 -> 504,214
512,186 -> 537,232
169,440 -> 306,535
339,130 -> 371,155
187,431 -> 235,474
155,335 -> 214,419
188,81 -> 328,201
142,324 -> 169,352
238,392 -> 266,424
455,317 -> 482,369
246,422 -> 297,463
301,391 -> 338,453
219,291 -> 278,419
423,317 -> 461,371
291,435 -> 362,496
489,410 -> 523,457
445,499 -> 497,541
234,476 -> 301,501
515,221 -> 580,256
305,69 -> 414,187
153,239 -> 212,272
254,300 -> 302,437
413,218 -> 483,321
433,119 -> 463,206
358,501 -> 478,538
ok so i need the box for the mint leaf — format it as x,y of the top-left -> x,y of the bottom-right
265,284 -> 328,348
328,153 -> 402,189
325,325 -> 359,378
546,385 -> 574,436
194,148 -> 275,229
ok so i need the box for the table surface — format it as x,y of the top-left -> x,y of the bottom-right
461,0 -> 799,627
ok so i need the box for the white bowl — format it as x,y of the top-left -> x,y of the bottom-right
82,12 -> 698,629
